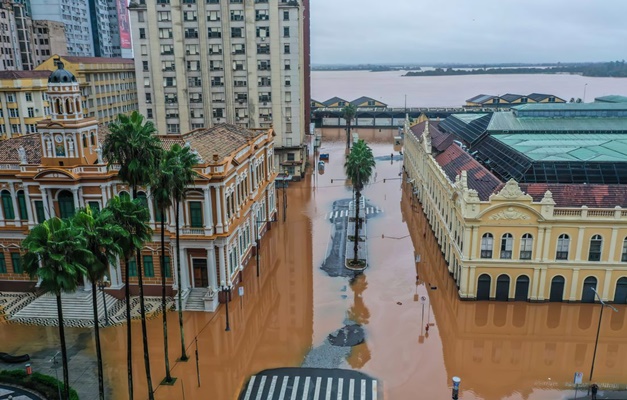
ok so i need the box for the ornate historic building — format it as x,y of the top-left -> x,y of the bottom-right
403,110 -> 627,303
0,60 -> 277,312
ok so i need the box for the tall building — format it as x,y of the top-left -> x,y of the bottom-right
32,20 -> 68,64
0,61 -> 278,313
403,104 -> 627,303
0,70 -> 52,138
128,0 -> 310,179
0,2 -> 24,70
37,55 -> 138,124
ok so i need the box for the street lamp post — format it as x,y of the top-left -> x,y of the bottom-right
97,276 -> 110,326
222,284 -> 231,331
589,287 -> 618,383
452,376 -> 461,400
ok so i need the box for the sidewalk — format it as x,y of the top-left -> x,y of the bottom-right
567,389 -> 627,400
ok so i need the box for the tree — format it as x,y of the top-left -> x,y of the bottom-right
22,218 -> 90,400
150,149 -> 176,383
71,206 -> 126,400
103,111 -> 161,400
168,143 -> 199,361
106,196 -> 152,400
342,104 -> 357,150
344,140 -> 376,265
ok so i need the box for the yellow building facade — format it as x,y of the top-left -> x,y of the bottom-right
404,117 -> 627,303
0,70 -> 52,139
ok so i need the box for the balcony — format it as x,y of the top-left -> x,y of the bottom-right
181,228 -> 205,235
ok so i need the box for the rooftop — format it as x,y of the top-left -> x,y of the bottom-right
518,183 -> 627,208
486,111 -> 627,132
60,56 -> 134,65
0,70 -> 52,80
594,95 -> 627,103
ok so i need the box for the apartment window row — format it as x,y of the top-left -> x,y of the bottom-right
0,252 -> 24,274
127,255 -> 171,278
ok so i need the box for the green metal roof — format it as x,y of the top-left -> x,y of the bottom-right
511,103 -> 627,111
453,113 -> 488,123
491,133 -> 627,161
486,112 -> 627,132
595,95 -> 627,103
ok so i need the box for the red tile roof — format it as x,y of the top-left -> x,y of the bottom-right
0,134 -> 42,164
518,183 -> 627,208
0,70 -> 52,80
409,120 -> 453,152
61,56 -> 134,64
435,143 -> 502,200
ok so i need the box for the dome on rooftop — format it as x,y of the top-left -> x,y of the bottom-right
48,59 -> 77,83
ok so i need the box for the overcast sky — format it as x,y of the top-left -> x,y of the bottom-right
310,0 -> 627,65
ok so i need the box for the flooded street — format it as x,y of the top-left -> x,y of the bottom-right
1,133 -> 627,399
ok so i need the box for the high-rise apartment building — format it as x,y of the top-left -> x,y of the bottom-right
128,0 -> 311,178
32,20 -> 68,64
0,2 -> 23,70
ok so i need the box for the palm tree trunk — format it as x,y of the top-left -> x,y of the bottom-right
175,201 -> 188,361
136,251 -> 155,400
353,190 -> 360,263
125,257 -> 133,400
56,292 -> 71,400
160,212 -> 173,382
91,281 -> 105,400
346,121 -> 351,150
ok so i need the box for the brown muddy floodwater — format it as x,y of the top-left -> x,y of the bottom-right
1,133 -> 627,400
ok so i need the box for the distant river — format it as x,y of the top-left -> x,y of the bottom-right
311,70 -> 627,107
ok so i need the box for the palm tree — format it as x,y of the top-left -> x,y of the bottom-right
103,111 -> 161,400
168,143 -> 199,361
150,149 -> 176,383
344,139 -> 376,266
71,206 -> 126,400
106,196 -> 152,400
342,104 -> 357,150
22,218 -> 90,400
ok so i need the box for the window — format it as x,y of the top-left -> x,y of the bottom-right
141,45 -> 147,55
284,44 -> 290,54
167,124 -> 179,134
232,43 -> 245,54
184,11 -> 197,21
16,191 -> 27,220
159,28 -> 173,39
145,93 -> 152,103
157,11 -> 171,21
142,61 -> 149,71
189,201 -> 203,227
163,77 -> 177,87
34,200 -> 45,223
0,254 -> 5,273
283,27 -> 290,37
1,190 -> 14,219
164,256 -> 171,278
500,233 -> 513,259
87,201 -> 100,213
209,44 -> 222,55
257,43 -> 270,54
25,93 -> 32,101
27,107 -> 34,117
256,27 -> 269,38
58,191 -> 75,219
160,45 -> 173,55
208,11 -> 220,21
128,259 -> 137,277
520,234 -> 533,260
231,27 -> 243,38
139,28 -> 146,39
147,109 -> 153,118
208,27 -> 221,38
6,93 -> 15,102
185,28 -> 198,38
255,10 -> 268,21
588,235 -> 603,261
144,77 -> 150,87
144,255 -> 154,277
230,10 -> 243,21
283,10 -> 289,20
481,233 -> 493,258
622,238 -> 627,262
11,253 -> 22,273
556,234 -> 570,260
284,60 -> 291,70
9,108 -> 19,117
186,44 -> 199,55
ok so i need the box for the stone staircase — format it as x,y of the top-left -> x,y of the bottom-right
184,288 -> 208,312
11,288 -> 119,328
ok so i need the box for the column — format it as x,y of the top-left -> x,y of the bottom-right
608,228 -> 618,262
22,185 -> 34,227
109,256 -> 122,288
171,243 -> 179,290
178,201 -> 184,228
47,189 -> 56,218
470,226 -> 478,260
203,186 -> 214,235
71,188 -> 79,215
215,186 -> 224,234
180,247 -> 190,290
602,268 -> 613,301
82,274 -> 91,291
78,187 -> 86,208
222,185 -> 229,231
530,267 -> 540,300
538,267 -> 547,301
100,184 -> 108,206
146,189 -> 155,225
462,227 -> 471,260
542,227 -> 552,261
459,265 -> 469,298
535,228 -> 545,262
468,266 -> 477,297
569,268 -> 580,301
40,189 -> 50,219
8,186 -> 20,226
235,181 -> 241,218
0,188 -> 4,226
217,243 -> 226,286
207,244 -> 217,291
575,227 -> 585,261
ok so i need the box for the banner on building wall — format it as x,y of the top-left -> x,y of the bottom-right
117,0 -> 131,49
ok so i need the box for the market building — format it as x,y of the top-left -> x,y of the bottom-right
403,104 -> 627,303
0,60 -> 277,313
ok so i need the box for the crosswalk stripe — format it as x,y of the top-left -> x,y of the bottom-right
334,211 -> 339,219
348,379 -> 354,399
325,377 -> 333,400
361,379 -> 366,400
337,378 -> 343,400
314,377 -> 322,400
267,376 -> 278,399
278,376 -> 289,400
255,376 -> 267,400
290,377 -> 300,400
372,380 -> 377,400
303,376 -> 311,399
243,376 -> 256,400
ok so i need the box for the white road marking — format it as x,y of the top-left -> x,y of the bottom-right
303,376 -> 311,399
361,379 -> 366,400
314,377 -> 322,399
372,380 -> 378,400
325,377 -> 333,400
278,376 -> 289,400
348,379 -> 354,399
266,376 -> 278,399
337,378 -> 343,400
255,376 -> 267,400
243,376 -> 256,400
290,377 -> 300,400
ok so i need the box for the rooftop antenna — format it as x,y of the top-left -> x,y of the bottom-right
404,94 -> 407,113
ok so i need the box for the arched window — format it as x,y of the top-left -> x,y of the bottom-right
481,233 -> 493,258
477,274 -> 491,300
65,98 -> 72,113
1,190 -> 15,219
82,134 -> 87,147
556,234 -> 570,260
57,190 -> 75,219
16,190 -> 27,220
90,132 -> 96,146
495,274 -> 510,301
588,235 -> 603,261
136,191 -> 148,208
549,276 -> 565,302
621,238 -> 627,262
56,98 -> 63,114
118,191 -> 130,201
581,276 -> 597,303
520,233 -> 533,260
613,277 -> 627,304
514,275 -> 530,301
500,233 -> 513,259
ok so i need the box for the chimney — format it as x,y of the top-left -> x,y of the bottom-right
213,154 -> 220,161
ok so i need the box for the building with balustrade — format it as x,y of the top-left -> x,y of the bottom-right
0,59 -> 277,312
403,105 -> 627,303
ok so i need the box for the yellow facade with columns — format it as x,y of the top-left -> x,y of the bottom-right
403,117 -> 627,303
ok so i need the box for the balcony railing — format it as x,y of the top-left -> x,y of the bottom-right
181,228 -> 205,235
